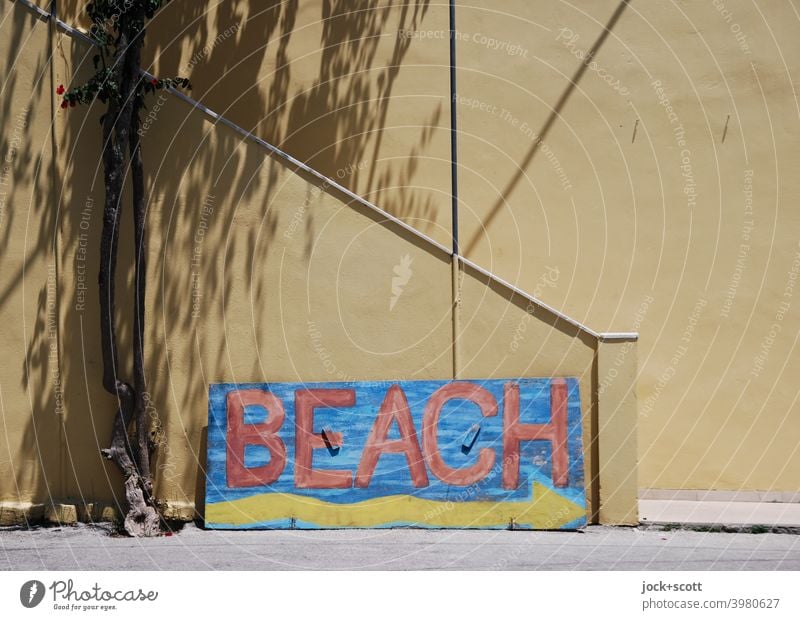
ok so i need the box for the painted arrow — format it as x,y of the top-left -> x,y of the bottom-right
205,481 -> 586,529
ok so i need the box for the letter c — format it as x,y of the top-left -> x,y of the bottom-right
422,382 -> 497,485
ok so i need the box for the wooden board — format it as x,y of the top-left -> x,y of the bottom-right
205,378 -> 586,529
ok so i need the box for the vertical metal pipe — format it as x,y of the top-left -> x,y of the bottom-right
451,254 -> 460,378
449,0 -> 459,256
449,1 -> 460,378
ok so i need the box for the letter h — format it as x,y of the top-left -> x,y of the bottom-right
502,378 -> 569,488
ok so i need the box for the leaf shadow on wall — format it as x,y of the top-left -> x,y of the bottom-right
31,0 -> 443,519
0,5 -> 63,515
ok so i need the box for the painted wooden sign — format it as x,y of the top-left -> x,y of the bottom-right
205,378 -> 586,529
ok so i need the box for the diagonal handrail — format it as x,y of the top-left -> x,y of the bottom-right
14,0 -> 637,342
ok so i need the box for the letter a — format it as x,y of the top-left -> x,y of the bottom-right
356,385 -> 429,487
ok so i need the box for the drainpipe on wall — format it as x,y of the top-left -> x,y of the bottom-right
449,0 -> 461,379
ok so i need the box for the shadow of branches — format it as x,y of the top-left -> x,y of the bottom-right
10,0 -> 446,515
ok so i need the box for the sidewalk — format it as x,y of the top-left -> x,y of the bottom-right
1,523 -> 798,570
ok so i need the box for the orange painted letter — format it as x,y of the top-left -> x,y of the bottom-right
227,389 -> 287,487
502,379 -> 569,489
295,388 -> 355,488
356,385 -> 429,487
422,382 -> 497,486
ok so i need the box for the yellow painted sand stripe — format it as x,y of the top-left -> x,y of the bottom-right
206,482 -> 585,529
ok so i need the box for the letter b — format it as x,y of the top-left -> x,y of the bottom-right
227,389 -> 287,487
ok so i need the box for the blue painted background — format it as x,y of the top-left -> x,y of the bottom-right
206,378 -> 585,513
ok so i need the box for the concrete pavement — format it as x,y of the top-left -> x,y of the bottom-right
1,523 -> 798,570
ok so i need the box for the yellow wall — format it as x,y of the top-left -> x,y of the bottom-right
4,0 -> 639,524
0,3 -> 61,515
55,0 -> 454,248
4,0 -> 798,524
51,7 -> 459,510
455,0 -> 800,492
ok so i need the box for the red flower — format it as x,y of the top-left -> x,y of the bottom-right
56,84 -> 65,95
150,78 -> 158,86
60,100 -> 68,109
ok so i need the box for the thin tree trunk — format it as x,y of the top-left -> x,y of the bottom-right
97,10 -> 160,536
98,77 -> 136,473
130,112 -> 152,494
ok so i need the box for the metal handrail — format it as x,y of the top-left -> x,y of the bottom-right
14,0 -> 638,343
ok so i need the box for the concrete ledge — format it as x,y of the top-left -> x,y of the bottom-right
12,499 -> 799,528
160,501 -> 197,522
1,500 -> 198,526
74,503 -> 119,523
1,501 -> 120,526
639,499 -> 800,527
0,502 -> 45,526
640,489 -> 800,503
45,503 -> 78,524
